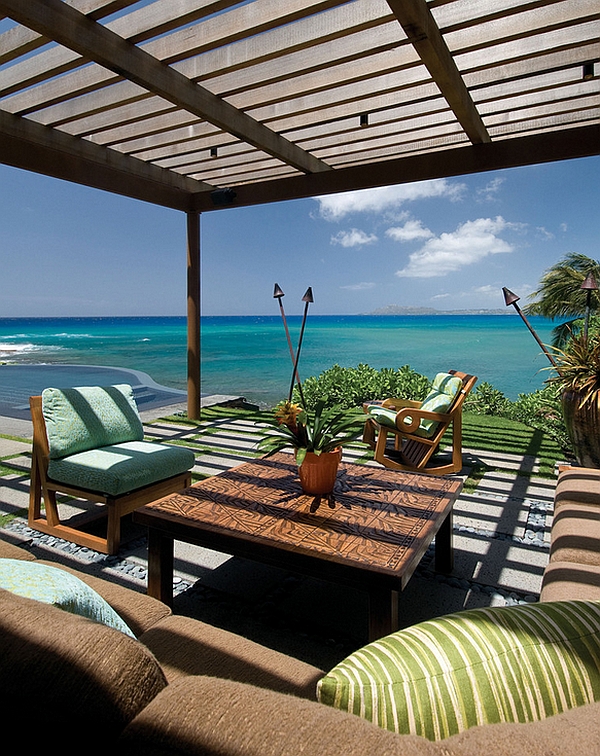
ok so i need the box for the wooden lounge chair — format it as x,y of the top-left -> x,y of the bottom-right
29,384 -> 195,555
363,370 -> 477,476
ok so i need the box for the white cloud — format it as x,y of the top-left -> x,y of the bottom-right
331,228 -> 377,247
340,281 -> 376,291
536,226 -> 554,240
476,177 -> 504,202
315,179 -> 464,221
395,216 -> 515,278
386,219 -> 433,242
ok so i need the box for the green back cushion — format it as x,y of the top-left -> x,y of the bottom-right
42,384 -> 144,459
366,373 -> 462,438
417,373 -> 462,437
317,601 -> 600,741
0,558 -> 135,637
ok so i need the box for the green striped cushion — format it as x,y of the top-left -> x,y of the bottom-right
317,602 -> 600,741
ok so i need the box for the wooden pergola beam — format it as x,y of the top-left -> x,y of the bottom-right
0,109 -> 206,211
386,0 -> 491,145
191,124 -> 600,211
0,0 -> 331,176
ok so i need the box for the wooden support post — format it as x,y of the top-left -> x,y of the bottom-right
187,211 -> 201,420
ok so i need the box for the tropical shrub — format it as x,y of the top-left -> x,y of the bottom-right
464,382 -> 511,416
294,364 -> 430,411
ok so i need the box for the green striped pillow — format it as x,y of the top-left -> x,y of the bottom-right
317,602 -> 600,741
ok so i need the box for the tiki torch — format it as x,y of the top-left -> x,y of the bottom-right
502,287 -> 557,367
273,283 -> 300,383
288,287 -> 313,402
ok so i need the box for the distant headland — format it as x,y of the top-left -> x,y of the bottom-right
366,305 -> 514,316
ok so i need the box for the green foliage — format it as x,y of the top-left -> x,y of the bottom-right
546,332 -> 600,407
464,382 -> 510,416
295,363 -> 430,411
523,252 -> 600,348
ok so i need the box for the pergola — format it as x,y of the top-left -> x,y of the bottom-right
0,0 -> 598,418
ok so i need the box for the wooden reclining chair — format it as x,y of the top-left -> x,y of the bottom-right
29,384 -> 195,555
363,370 -> 477,476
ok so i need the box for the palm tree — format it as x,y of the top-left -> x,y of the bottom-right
524,252 -> 600,347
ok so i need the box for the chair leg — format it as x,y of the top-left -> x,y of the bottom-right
106,501 -> 121,555
362,418 -> 376,448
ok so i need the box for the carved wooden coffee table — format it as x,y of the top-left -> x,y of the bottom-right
134,452 -> 462,641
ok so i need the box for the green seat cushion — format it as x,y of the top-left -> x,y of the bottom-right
47,440 -> 195,497
0,558 -> 135,637
42,384 -> 144,459
317,601 -> 600,741
365,406 -> 398,429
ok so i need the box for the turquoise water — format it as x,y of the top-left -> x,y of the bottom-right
0,315 -> 560,407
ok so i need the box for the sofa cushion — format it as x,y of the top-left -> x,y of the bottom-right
541,561 -> 600,602
317,601 -> 600,741
42,384 -> 144,459
555,466 -> 600,507
549,501 -> 600,567
0,588 -> 166,748
47,439 -> 195,496
0,558 -> 135,637
140,613 -> 324,698
119,675 -> 442,756
0,536 -> 36,561
37,559 -> 172,637
443,700 -> 600,756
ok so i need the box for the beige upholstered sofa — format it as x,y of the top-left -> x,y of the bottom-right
540,465 -> 600,602
2,464 -> 600,756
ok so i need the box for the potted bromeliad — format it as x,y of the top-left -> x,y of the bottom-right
258,284 -> 364,497
258,399 -> 364,495
547,331 -> 600,469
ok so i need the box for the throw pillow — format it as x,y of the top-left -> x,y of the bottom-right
317,601 -> 600,741
42,384 -> 144,459
0,558 -> 135,637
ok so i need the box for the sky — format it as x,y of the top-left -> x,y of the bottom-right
0,154 -> 598,318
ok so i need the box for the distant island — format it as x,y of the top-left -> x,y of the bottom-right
366,305 -> 515,316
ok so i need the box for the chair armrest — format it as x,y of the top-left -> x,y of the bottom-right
395,407 -> 452,433
382,398 -> 422,410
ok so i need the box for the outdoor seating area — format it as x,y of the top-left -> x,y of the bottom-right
2,404 -> 600,754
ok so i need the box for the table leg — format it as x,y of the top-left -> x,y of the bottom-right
435,508 -> 454,574
368,586 -> 399,642
147,527 -> 174,608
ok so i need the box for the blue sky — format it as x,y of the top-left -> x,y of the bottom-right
0,155 -> 598,318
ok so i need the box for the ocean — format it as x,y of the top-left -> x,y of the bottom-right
0,315 -> 560,408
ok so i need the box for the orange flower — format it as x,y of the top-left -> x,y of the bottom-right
274,401 -> 302,427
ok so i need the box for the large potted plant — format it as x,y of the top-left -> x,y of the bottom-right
547,332 -> 600,468
258,400 -> 364,495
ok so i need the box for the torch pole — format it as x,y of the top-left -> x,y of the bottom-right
288,288 -> 313,403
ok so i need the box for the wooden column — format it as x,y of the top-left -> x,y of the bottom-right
187,211 -> 201,420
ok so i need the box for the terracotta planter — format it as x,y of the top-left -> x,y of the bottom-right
562,389 -> 600,468
296,447 -> 342,495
